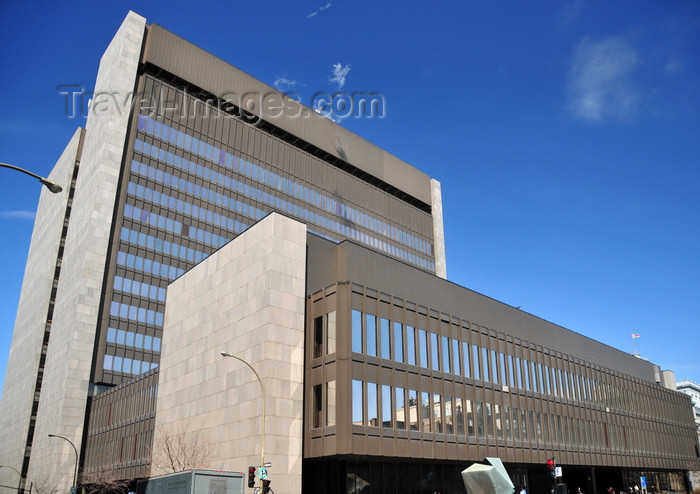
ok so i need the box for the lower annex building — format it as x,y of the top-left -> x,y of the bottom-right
0,10 -> 698,494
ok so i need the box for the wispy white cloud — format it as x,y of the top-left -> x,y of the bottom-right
0,210 -> 35,220
329,62 -> 351,89
566,36 -> 641,122
273,77 -> 299,92
307,1 -> 333,18
313,100 -> 341,123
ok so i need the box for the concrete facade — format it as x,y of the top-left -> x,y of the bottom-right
30,13 -> 146,490
3,12 -> 146,491
0,129 -> 84,491
155,213 -> 307,492
304,238 -> 699,464
301,237 -> 700,492
430,178 -> 447,279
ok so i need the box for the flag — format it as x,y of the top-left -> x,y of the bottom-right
631,333 -> 640,338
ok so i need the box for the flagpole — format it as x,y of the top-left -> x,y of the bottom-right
631,332 -> 639,356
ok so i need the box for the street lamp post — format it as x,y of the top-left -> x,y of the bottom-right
3,162 -> 62,494
0,465 -> 23,494
5,162 -> 63,491
220,352 -> 267,469
47,434 -> 78,492
0,163 -> 63,193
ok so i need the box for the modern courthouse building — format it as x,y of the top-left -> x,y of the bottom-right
1,11 -> 698,494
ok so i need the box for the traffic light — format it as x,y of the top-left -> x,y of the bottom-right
248,466 -> 256,488
262,479 -> 271,493
546,459 -> 556,478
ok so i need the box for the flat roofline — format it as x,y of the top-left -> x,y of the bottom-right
306,232 -> 660,383
140,22 -> 434,207
140,62 -> 432,214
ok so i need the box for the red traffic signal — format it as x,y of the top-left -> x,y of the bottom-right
248,466 -> 256,488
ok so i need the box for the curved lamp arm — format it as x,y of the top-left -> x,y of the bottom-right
1,162 -> 63,193
48,434 -> 78,488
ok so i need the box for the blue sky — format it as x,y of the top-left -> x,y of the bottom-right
1,1 -> 699,391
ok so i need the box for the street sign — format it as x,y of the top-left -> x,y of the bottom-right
555,466 -> 563,477
254,488 -> 260,494
258,467 -> 268,480
641,477 -> 647,489
263,462 -> 272,468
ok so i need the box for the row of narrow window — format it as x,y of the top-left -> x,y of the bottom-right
136,119 -> 435,272
113,274 -> 166,303
85,430 -> 153,468
103,354 -> 158,375
343,379 -> 659,454
135,139 -> 432,270
120,227 -> 207,265
109,301 -> 163,327
131,161 -> 339,250
89,382 -> 157,431
130,157 -> 267,232
116,250 -> 184,280
345,310 -> 649,414
106,327 -> 161,352
138,114 -> 432,256
127,181 -> 251,240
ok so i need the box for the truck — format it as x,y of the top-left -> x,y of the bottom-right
136,469 -> 245,494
